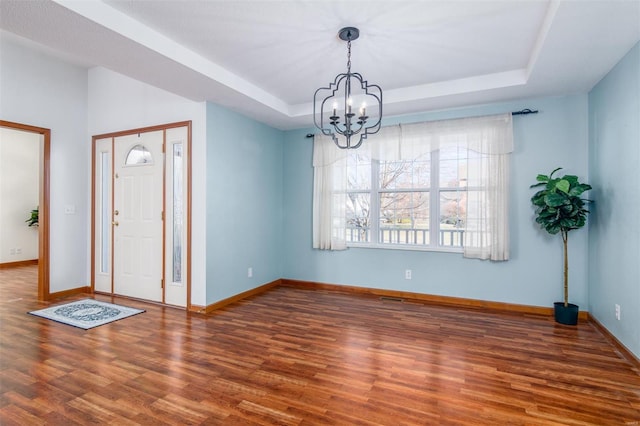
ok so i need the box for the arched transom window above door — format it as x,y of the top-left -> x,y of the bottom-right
125,144 -> 153,165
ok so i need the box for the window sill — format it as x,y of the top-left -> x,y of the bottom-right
346,243 -> 462,254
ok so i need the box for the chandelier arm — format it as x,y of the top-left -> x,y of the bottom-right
349,136 -> 366,150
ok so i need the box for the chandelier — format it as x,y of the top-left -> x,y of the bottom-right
313,27 -> 383,149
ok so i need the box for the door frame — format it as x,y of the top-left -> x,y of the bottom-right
91,121 -> 192,309
0,120 -> 51,301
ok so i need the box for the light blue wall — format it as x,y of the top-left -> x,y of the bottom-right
206,102 -> 284,304
588,42 -> 640,358
283,95 -> 590,308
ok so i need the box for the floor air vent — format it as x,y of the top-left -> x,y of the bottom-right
380,296 -> 405,302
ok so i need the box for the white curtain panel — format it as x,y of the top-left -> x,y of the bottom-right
400,114 -> 513,260
312,113 -> 513,258
312,135 -> 347,250
460,116 -> 512,261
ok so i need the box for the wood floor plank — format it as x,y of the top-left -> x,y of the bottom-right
1,264 -> 640,424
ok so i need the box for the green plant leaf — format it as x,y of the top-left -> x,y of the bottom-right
25,207 -> 39,227
561,204 -> 574,214
564,175 -> 579,185
545,192 -> 568,207
560,218 -> 576,228
538,210 -> 557,219
545,224 -> 561,234
536,174 -> 549,182
531,191 -> 548,206
546,178 -> 560,190
556,179 -> 570,193
569,183 -> 592,196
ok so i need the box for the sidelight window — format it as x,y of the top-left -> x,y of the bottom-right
172,143 -> 183,283
100,152 -> 110,273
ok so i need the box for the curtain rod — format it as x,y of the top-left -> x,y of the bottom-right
305,108 -> 538,138
512,108 -> 538,116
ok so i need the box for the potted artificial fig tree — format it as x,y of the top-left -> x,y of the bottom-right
530,168 -> 592,325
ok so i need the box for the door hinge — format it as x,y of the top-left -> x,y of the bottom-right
161,211 -> 164,220
161,279 -> 164,289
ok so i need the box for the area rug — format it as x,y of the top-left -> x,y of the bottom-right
29,299 -> 145,329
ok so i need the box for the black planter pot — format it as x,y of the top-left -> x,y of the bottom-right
554,302 -> 579,325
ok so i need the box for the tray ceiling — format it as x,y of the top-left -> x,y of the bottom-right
1,0 -> 639,129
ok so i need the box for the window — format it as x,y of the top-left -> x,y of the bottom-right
313,113 -> 513,260
125,144 -> 152,165
344,145 -> 476,250
172,143 -> 183,283
100,151 -> 110,273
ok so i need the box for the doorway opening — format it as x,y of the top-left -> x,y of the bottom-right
0,120 -> 50,301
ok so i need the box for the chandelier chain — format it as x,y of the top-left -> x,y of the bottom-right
347,40 -> 351,74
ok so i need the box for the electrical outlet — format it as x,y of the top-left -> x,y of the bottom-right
405,269 -> 412,280
248,267 -> 253,278
9,248 -> 15,255
615,304 -> 621,320
15,248 -> 22,254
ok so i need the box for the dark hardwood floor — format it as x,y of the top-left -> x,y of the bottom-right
1,264 -> 639,425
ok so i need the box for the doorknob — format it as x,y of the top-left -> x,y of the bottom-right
114,210 -> 119,216
112,221 -> 119,226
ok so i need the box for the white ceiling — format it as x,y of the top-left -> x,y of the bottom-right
1,0 -> 639,130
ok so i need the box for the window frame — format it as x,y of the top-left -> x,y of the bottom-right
345,149 -> 468,253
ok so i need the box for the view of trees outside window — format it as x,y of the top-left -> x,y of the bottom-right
344,144 -> 474,248
439,145 -> 468,247
378,155 -> 430,245
345,153 -> 372,243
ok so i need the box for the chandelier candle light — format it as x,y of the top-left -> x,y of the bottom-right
313,27 -> 383,149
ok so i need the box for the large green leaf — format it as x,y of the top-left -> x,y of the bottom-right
561,204 -> 575,215
545,192 -> 568,207
546,178 -> 560,190
538,209 -> 557,219
569,183 -> 592,196
545,224 -> 561,234
531,191 -> 548,206
564,175 -> 579,185
560,218 -> 577,228
555,179 -> 570,193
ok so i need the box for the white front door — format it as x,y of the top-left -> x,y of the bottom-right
113,131 -> 164,302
